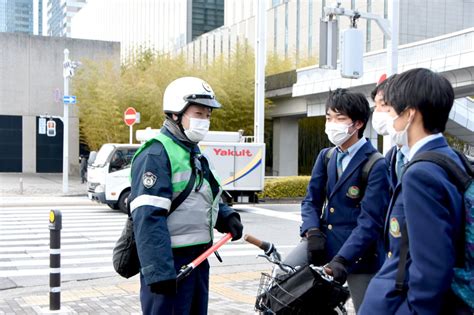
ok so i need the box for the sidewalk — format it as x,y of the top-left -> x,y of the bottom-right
0,173 -> 87,197
0,269 -> 262,314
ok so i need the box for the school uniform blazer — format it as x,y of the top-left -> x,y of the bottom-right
301,140 -> 390,274
359,137 -> 464,315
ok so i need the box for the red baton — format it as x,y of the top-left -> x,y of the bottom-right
177,233 -> 232,282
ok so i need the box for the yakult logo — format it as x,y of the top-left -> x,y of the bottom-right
213,148 -> 253,157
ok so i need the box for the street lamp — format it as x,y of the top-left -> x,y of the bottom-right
62,49 -> 80,194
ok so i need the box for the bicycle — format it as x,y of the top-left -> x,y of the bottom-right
244,234 -> 350,315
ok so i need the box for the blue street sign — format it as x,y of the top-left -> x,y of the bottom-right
63,95 -> 76,104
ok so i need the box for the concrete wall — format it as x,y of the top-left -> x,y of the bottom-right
0,33 -> 120,174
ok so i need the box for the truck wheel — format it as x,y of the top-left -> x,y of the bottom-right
118,190 -> 131,214
107,203 -> 120,210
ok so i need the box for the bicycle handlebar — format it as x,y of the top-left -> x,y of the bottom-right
244,234 -> 272,253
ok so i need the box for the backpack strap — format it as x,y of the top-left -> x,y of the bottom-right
360,151 -> 384,194
396,223 -> 409,292
324,147 -> 337,170
404,151 -> 472,191
395,149 -> 473,292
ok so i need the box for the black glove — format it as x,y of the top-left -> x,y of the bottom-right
225,214 -> 243,241
150,279 -> 177,295
325,255 -> 348,284
306,228 -> 327,266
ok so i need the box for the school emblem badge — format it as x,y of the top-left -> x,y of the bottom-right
346,186 -> 360,199
142,172 -> 157,189
389,217 -> 401,238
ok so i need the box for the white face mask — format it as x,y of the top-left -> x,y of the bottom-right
371,111 -> 390,136
184,116 -> 210,142
386,114 -> 411,147
325,122 -> 356,146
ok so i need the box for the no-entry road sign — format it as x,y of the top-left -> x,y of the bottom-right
124,107 -> 137,126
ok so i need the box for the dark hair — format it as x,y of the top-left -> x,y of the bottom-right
325,88 -> 370,138
370,79 -> 388,101
384,68 -> 454,133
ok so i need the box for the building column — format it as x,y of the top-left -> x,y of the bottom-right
272,116 -> 299,176
23,115 -> 36,173
364,116 -> 379,151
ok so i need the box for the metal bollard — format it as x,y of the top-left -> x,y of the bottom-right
49,210 -> 62,311
19,178 -> 23,195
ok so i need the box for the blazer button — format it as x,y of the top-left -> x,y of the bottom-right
388,251 -> 392,258
328,224 -> 333,230
329,207 -> 335,213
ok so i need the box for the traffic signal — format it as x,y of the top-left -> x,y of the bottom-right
47,120 -> 56,137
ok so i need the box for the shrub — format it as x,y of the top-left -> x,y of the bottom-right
258,176 -> 310,199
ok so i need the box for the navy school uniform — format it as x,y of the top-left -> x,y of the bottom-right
359,137 -> 465,315
301,140 -> 390,274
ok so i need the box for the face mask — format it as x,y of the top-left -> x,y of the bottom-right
183,116 -> 210,142
386,113 -> 411,147
371,111 -> 390,136
325,122 -> 356,146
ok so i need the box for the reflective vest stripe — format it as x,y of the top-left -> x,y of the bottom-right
130,194 -> 171,213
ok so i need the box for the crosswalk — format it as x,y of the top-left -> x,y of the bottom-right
0,203 -> 297,284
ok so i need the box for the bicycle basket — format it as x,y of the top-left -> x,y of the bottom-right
255,265 -> 350,315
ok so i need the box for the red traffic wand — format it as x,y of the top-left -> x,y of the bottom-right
177,233 -> 232,282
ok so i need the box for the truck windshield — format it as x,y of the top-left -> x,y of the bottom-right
92,144 -> 115,167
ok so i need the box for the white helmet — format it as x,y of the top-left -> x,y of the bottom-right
163,77 -> 221,114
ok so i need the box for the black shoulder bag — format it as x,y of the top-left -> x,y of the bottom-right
113,169 -> 197,279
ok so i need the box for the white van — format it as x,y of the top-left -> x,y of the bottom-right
87,130 -> 265,213
87,144 -> 139,212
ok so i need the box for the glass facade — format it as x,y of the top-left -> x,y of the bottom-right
0,0 -> 33,34
191,0 -> 224,41
47,0 -> 86,37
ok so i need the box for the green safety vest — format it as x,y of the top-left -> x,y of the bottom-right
132,132 -> 222,248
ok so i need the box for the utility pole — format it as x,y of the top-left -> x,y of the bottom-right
63,49 -> 70,194
62,49 -> 80,194
254,0 -> 266,144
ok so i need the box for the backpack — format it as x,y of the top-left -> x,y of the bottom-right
324,147 -> 384,196
395,150 -> 474,310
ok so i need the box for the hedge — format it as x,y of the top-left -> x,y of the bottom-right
258,176 -> 310,199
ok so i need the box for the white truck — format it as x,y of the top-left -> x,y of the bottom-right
87,129 -> 265,213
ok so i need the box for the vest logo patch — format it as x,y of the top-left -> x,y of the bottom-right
142,172 -> 157,189
389,217 -> 401,238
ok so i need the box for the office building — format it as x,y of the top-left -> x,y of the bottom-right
47,0 -> 86,37
71,0 -> 224,58
0,0 -> 34,34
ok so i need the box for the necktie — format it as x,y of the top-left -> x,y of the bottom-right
395,149 -> 405,180
336,150 -> 348,178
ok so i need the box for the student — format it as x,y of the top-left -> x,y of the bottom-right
371,74 -> 408,192
285,88 -> 390,312
359,68 -> 466,314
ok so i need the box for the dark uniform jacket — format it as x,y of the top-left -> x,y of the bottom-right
360,137 -> 465,314
301,140 -> 390,274
129,127 -> 236,286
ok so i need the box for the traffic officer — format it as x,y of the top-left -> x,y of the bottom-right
359,68 -> 465,314
129,77 -> 244,315
370,74 -> 409,192
285,89 -> 390,312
